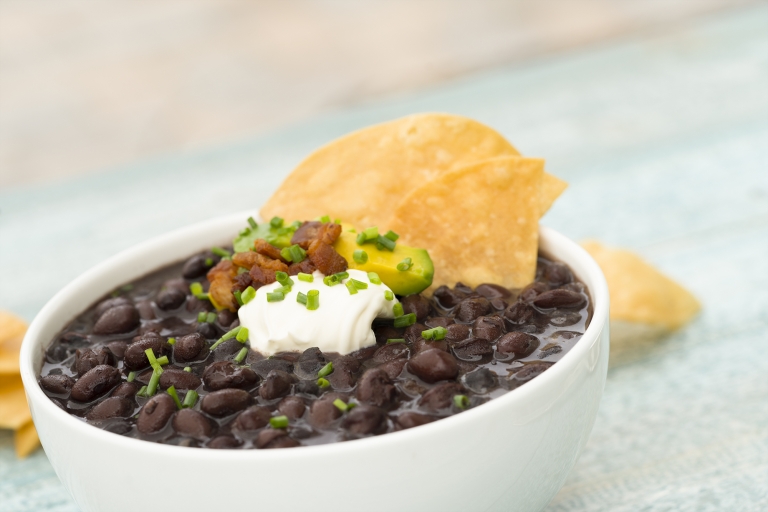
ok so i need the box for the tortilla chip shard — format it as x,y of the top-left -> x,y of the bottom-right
261,113 -> 564,228
388,156 -> 543,291
581,240 -> 701,329
0,310 -> 27,375
0,375 -> 31,430
15,419 -> 40,458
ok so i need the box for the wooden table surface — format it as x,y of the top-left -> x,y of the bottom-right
1,4 -> 767,511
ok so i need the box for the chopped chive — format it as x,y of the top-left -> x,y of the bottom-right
288,244 -> 306,263
270,415 -> 289,428
156,355 -> 169,366
145,348 -> 162,373
368,272 -> 382,285
307,289 -> 319,310
280,246 -> 293,262
298,272 -> 314,282
233,290 -> 243,306
127,371 -> 136,383
363,226 -> 379,240
189,282 -> 208,300
317,362 -> 333,378
333,398 -> 348,412
356,232 -> 367,245
384,230 -> 399,242
167,385 -> 183,409
350,278 -> 368,290
346,401 -> 357,410
319,215 -> 331,223
276,226 -> 290,236
421,326 -> 448,341
384,290 -> 394,301
334,218 -> 341,224
270,216 -> 284,228
182,390 -> 198,408
234,347 -> 249,363
345,280 -> 358,295
393,303 -> 404,317
236,327 -> 249,343
396,257 -> 413,271
323,275 -> 341,286
316,377 -> 330,388
204,257 -> 213,267
212,246 -> 231,258
147,369 -> 161,396
453,395 -> 470,409
265,234 -> 278,245
197,311 -> 207,323
353,249 -> 368,264
136,385 -> 148,398
394,313 -> 417,328
167,337 -> 176,345
297,292 -> 308,305
289,220 -> 302,230
273,285 -> 292,296
275,272 -> 294,287
334,271 -> 349,281
247,216 -> 258,229
210,326 -> 242,351
267,291 -> 285,302
205,312 -> 217,324
239,227 -> 251,237
183,367 -> 191,373
241,286 -> 256,304
387,338 -> 406,344
375,235 -> 396,251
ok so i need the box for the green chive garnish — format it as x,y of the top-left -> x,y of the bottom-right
267,291 -> 285,302
376,235 -> 396,251
127,371 -> 136,383
367,272 -> 382,285
183,367 -> 191,373
212,246 -> 231,258
210,326 -> 241,351
167,337 -> 176,345
394,313 -> 417,328
289,220 -> 302,230
233,290 -> 243,306
182,390 -> 198,408
333,398 -> 348,412
297,292 -> 308,305
239,227 -> 251,237
275,271 -> 294,287
145,348 -> 163,374
356,232 -> 367,245
363,226 -> 378,240
205,257 -> 213,266
453,395 -> 470,409
335,271 -> 349,281
319,215 -> 331,223
197,311 -> 206,323
350,279 -> 368,290
270,216 -> 284,228
384,230 -> 399,242
298,272 -> 313,282
384,290 -> 394,301
247,216 -> 258,229
136,385 -> 148,398
421,326 -> 448,341
393,303 -> 404,317
345,280 -> 358,295
205,312 -> 217,323
288,244 -> 306,263
234,347 -> 248,363
307,289 -> 319,310
189,282 -> 208,300
147,369 -> 161,396
235,327 -> 249,343
353,250 -> 368,264
167,385 -> 183,409
156,355 -> 169,366
317,362 -> 333,378
316,377 -> 330,388
273,285 -> 292,296
323,275 -> 341,286
396,257 -> 413,271
241,286 -> 256,304
270,415 -> 289,429
387,338 -> 405,344
280,247 -> 293,262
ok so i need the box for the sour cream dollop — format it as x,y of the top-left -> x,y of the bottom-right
238,269 -> 398,356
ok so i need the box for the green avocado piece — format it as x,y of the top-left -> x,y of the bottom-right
233,220 -> 299,252
334,231 -> 434,296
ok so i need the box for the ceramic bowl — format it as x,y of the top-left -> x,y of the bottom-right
20,212 -> 609,512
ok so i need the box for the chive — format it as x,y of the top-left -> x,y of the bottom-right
368,272 -> 382,285
167,385 -> 183,409
233,290 -> 243,306
421,326 -> 448,341
234,347 -> 248,363
270,216 -> 284,228
127,371 -> 136,383
453,395 -> 470,410
384,290 -> 394,301
394,313 -> 417,328
246,216 -> 258,230
204,257 -> 213,267
156,355 -> 169,366
136,385 -> 148,398
356,232 -> 367,245
288,244 -> 306,263
307,289 -> 320,310
274,285 -> 292,295
210,326 -> 241,351
345,280 -> 358,295
167,337 -> 176,345
212,246 -> 231,258
235,327 -> 249,343
298,272 -> 313,282
182,390 -> 198,408
297,292 -> 308,305
147,369 -> 161,396
387,338 -> 406,344
333,398 -> 348,412
280,246 -> 293,262
239,227 -> 251,237
196,311 -> 206,323
375,235 -> 396,251
206,312 -> 217,323
384,230 -> 399,242
241,286 -> 256,304
396,257 -> 413,271
317,361 -> 333,378
189,282 -> 208,300
316,377 -> 330,388
353,249 -> 368,264
267,291 -> 285,302
183,367 -> 192,373
350,278 -> 368,290
323,275 -> 341,286
145,348 -> 162,373
289,220 -> 302,230
319,215 -> 331,223
393,303 -> 404,317
270,415 -> 289,428
265,234 -> 278,245
346,401 -> 357,411
335,271 -> 349,281
275,271 -> 294,287
276,226 -> 291,236
334,218 -> 341,224
363,226 -> 378,240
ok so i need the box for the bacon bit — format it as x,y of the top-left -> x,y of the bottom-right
231,273 -> 253,293
318,223 -> 342,245
307,239 -> 348,275
249,265 -> 279,289
288,259 -> 316,276
291,222 -> 342,249
206,260 -> 238,312
232,251 -> 288,272
254,239 -> 288,262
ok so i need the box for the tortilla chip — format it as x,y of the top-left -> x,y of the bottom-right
540,173 -> 568,215
389,156 -> 543,291
15,419 -> 40,458
0,375 -> 31,429
262,113 -> 564,227
582,240 -> 701,329
0,311 -> 26,375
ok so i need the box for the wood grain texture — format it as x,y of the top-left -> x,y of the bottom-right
1,4 -> 767,511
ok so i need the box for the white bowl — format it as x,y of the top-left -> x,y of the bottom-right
20,212 -> 609,512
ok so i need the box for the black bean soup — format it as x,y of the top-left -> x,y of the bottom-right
39,250 -> 591,449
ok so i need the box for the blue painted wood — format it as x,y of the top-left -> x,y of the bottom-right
1,5 -> 766,511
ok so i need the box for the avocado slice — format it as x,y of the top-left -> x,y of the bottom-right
334,231 -> 434,296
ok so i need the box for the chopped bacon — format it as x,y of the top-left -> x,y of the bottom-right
249,265 -> 278,289
291,222 -> 342,249
232,251 -> 288,273
288,259 -> 316,276
232,272 -> 253,293
254,239 -> 288,262
206,260 -> 238,312
307,239 -> 348,275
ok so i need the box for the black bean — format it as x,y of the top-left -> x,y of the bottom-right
124,333 -> 168,370
172,409 -> 213,440
46,344 -> 72,363
295,380 -> 320,396
86,397 -> 134,421
250,358 -> 294,379
490,298 -> 509,311
452,338 -> 493,360
60,331 -> 89,344
424,316 -> 454,328
308,395 -> 344,428
356,368 -> 397,408
407,349 -> 459,383
203,361 -> 258,391
155,288 -> 186,311
111,382 -> 139,399
216,309 -> 237,329
445,323 -> 470,343
40,374 -> 75,395
136,394 -> 176,433
173,333 -> 206,362
159,369 -> 202,390
259,370 -> 294,400
71,365 -> 121,402
348,345 -> 379,361
475,283 -> 512,300
455,297 -> 491,322
234,406 -> 272,431
136,300 -> 156,320
413,337 -> 448,354
539,343 -> 563,358
74,348 -> 114,376
373,325 -> 405,345
277,396 -> 306,420
182,254 -> 216,279
519,282 -> 549,302
256,429 -> 299,449
462,368 -> 498,394
507,363 -> 552,388
196,322 -> 218,340
295,347 -> 327,380
207,436 -> 242,449
419,382 -> 465,412
372,344 -> 410,365
551,330 -> 581,340
543,262 -> 573,286
94,297 -> 132,320
533,289 -> 586,309
379,359 -> 408,380
93,304 -> 140,335
395,412 -> 434,430
400,294 -> 431,321
432,285 -> 467,309
497,332 -> 540,358
342,405 -> 386,435
472,316 -> 504,341
549,312 -> 582,327
106,341 -> 128,359
200,388 -> 250,417
503,301 -> 537,328
326,356 -> 360,389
